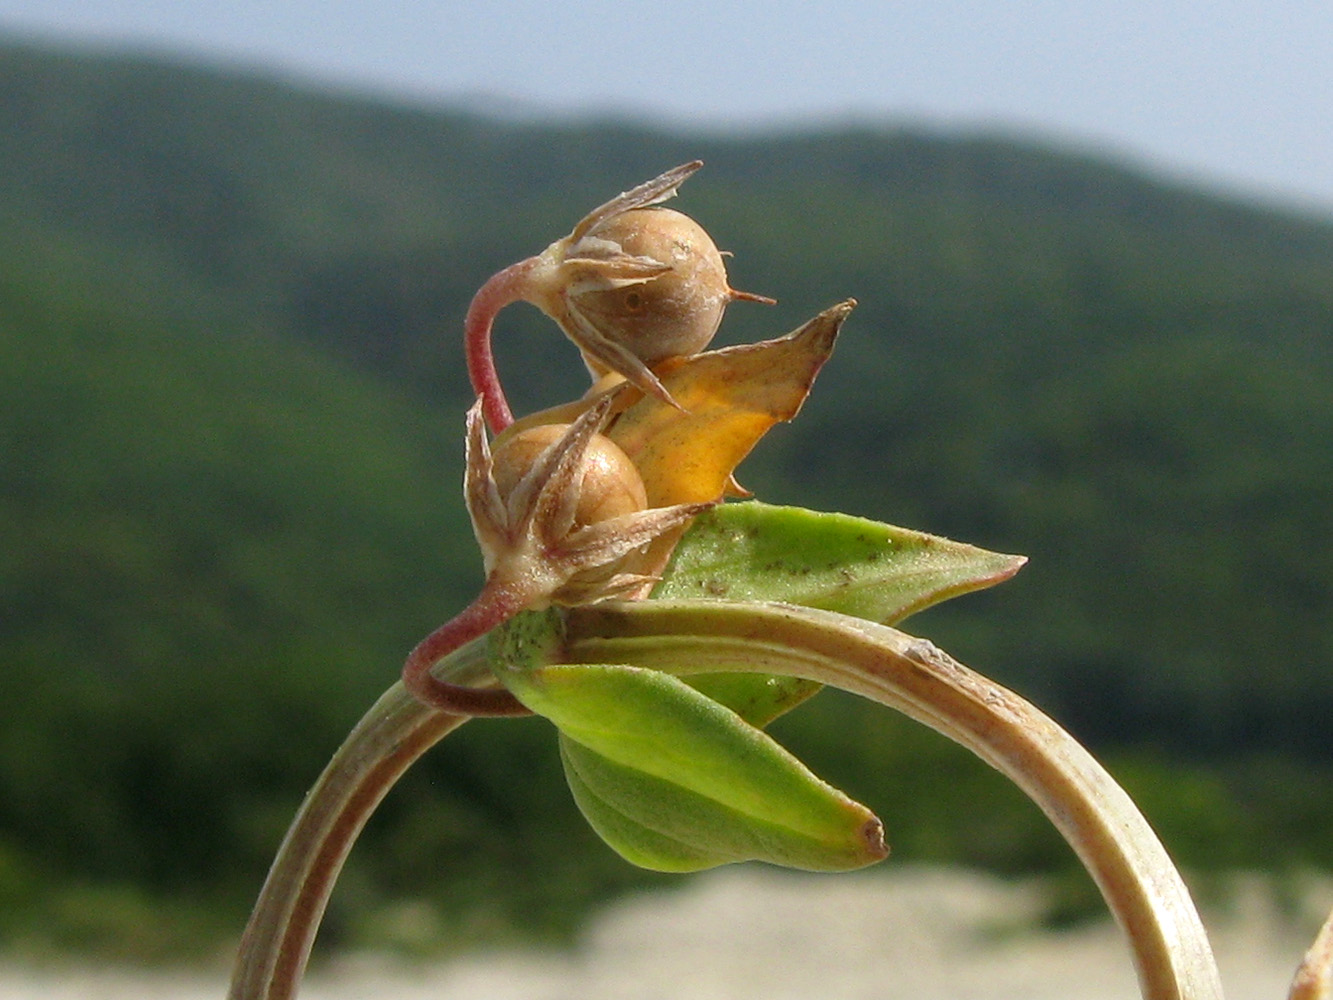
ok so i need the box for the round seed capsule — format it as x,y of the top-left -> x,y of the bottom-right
490,423 -> 648,527
570,207 -> 732,370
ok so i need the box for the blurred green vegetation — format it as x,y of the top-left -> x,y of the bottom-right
2,38 -> 1332,959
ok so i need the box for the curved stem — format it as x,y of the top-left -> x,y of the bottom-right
402,580 -> 532,716
464,256 -> 541,433
565,600 -> 1225,1000
227,640 -> 493,1000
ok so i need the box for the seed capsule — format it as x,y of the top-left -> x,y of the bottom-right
524,163 -> 773,411
563,206 -> 733,373
490,423 -> 649,528
465,163 -> 773,431
464,397 -> 711,607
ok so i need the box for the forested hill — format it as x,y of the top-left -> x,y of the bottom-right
3,37 -> 1332,955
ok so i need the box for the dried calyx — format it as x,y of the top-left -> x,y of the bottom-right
401,393 -> 711,717
465,162 -> 772,432
489,423 -> 648,540
470,396 -> 703,605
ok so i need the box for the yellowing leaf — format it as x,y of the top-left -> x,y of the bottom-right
606,300 -> 852,507
487,303 -> 850,586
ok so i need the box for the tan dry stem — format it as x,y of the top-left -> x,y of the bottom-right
564,600 -> 1226,1000
227,641 -> 493,1000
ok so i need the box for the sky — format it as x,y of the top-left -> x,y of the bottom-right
3,0 -> 1333,216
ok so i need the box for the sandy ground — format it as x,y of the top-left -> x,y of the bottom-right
4,866 -> 1328,1000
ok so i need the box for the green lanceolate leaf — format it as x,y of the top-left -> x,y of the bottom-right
560,734 -> 872,872
652,501 -> 1026,725
559,735 -> 735,872
494,650 -> 886,873
655,501 -> 1026,622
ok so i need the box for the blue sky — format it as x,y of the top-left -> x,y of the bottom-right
3,0 -> 1332,214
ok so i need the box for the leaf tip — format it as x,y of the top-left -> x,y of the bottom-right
995,552 -> 1029,579
789,299 -> 856,354
861,814 -> 889,863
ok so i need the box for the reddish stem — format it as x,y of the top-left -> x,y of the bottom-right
464,256 -> 541,433
401,579 -> 533,716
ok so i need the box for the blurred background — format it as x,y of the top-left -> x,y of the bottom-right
1,0 -> 1331,975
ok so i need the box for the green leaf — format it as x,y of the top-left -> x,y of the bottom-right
560,735 -> 734,871
655,501 -> 1026,622
498,658 -> 886,873
652,501 -> 1025,725
560,734 -> 876,872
